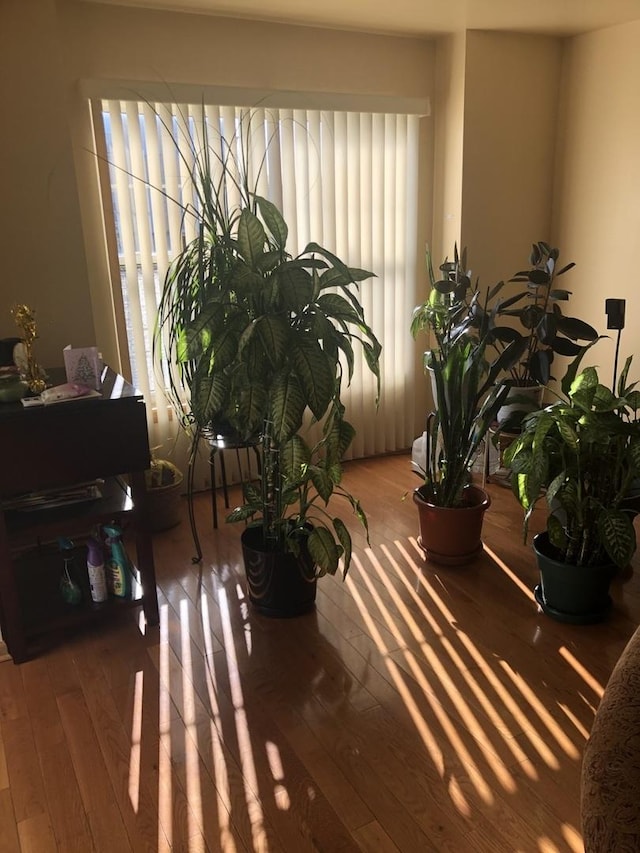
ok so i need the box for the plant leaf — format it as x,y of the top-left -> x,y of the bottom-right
307,526 -> 341,577
599,509 -> 636,568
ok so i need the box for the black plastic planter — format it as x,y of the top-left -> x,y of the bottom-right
533,532 -> 616,624
241,526 -> 317,617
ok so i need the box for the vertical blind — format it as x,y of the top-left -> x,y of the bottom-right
97,100 -> 422,481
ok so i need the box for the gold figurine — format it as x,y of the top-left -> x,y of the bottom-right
11,304 -> 47,394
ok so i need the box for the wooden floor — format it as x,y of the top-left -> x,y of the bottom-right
1,453 -> 639,852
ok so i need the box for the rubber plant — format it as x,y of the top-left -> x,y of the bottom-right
490,241 -> 599,387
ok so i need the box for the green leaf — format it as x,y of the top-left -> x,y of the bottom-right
326,416 -> 356,459
629,437 -> 640,472
237,209 -> 267,269
557,419 -> 579,451
555,315 -> 599,342
545,471 -> 566,504
255,195 -> 288,249
317,293 -> 364,326
290,336 -> 335,421
280,434 -> 311,479
270,374 -> 307,443
507,447 -> 533,475
528,268 -> 551,285
592,384 -> 618,412
599,509 -> 636,568
626,390 -> 640,412
560,342 -> 600,397
307,526 -> 341,576
226,505 -> 257,523
333,518 -> 352,578
310,466 -> 334,502
528,349 -> 552,385
547,513 -> 566,551
552,337 -> 582,357
252,315 -> 289,368
191,368 -> 228,427
277,265 -> 314,313
235,382 -> 268,438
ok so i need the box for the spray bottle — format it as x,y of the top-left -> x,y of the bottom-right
58,537 -> 82,605
103,524 -> 132,599
86,537 -> 108,603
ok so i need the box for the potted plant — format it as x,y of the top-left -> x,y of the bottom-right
410,244 -> 477,363
144,455 -> 184,533
490,241 -> 599,428
410,246 -> 513,564
209,198 -> 381,614
504,350 -> 640,622
150,111 -> 381,612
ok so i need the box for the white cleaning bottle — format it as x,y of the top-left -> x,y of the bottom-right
87,537 -> 108,603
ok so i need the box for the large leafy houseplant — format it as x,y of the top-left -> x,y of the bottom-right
221,197 -> 381,578
504,352 -> 640,570
410,247 -> 513,565
411,247 -> 517,507
490,241 -> 599,387
418,332 -> 510,508
153,112 -> 381,581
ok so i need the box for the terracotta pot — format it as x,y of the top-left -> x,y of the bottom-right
413,484 -> 491,566
241,526 -> 317,617
532,532 -> 615,624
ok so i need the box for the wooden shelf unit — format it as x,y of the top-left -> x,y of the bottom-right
0,367 -> 159,663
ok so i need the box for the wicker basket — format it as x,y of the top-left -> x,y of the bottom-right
146,470 -> 184,532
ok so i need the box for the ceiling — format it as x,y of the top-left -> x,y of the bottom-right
85,0 -> 640,37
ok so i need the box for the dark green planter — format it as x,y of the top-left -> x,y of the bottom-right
532,532 -> 616,624
241,526 -> 317,617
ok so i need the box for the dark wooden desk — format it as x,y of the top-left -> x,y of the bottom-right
0,367 -> 159,662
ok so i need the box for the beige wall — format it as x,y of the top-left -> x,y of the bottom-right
60,1 -> 434,101
460,30 -> 563,289
0,0 -> 96,368
554,20 -> 640,386
431,31 -> 467,264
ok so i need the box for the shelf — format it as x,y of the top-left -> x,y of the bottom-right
0,366 -> 159,663
14,541 -> 142,641
4,477 -> 134,548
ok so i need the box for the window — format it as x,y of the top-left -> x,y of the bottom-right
96,99 -> 423,463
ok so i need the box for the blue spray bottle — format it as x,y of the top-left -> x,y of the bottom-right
103,524 -> 132,599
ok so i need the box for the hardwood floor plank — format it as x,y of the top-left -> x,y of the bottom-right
0,659 -> 27,722
39,740 -> 93,853
1,715 -> 48,823
17,812 -> 58,853
57,689 -> 133,853
71,642 -> 170,853
352,819 -> 402,853
0,787 -> 20,853
20,656 -> 66,753
0,726 -> 9,790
